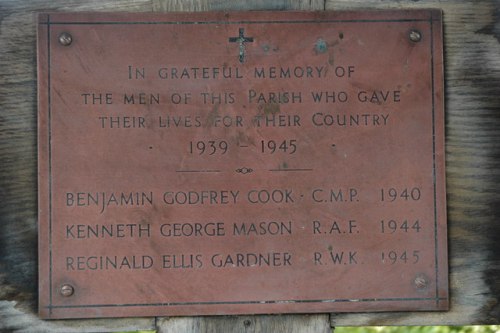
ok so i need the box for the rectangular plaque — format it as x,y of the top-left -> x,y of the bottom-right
38,10 -> 447,319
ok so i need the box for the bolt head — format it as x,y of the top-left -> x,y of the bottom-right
58,32 -> 73,46
414,275 -> 428,289
409,30 -> 422,42
60,284 -> 74,297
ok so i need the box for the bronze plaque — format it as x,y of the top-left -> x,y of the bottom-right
37,10 -> 447,319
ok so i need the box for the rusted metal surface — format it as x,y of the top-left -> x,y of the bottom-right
37,10 -> 447,319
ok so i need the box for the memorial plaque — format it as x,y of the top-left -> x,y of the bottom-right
37,10 -> 447,319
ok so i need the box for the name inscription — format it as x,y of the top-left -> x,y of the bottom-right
38,10 -> 448,319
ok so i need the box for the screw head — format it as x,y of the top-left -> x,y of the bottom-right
414,274 -> 428,290
409,29 -> 422,42
58,32 -> 73,46
60,284 -> 74,297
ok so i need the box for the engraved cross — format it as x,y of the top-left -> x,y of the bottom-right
229,28 -> 254,63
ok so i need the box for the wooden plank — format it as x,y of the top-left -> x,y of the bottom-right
157,315 -> 331,333
152,0 -> 325,11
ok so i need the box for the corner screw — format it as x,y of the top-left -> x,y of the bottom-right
414,275 -> 428,289
409,29 -> 422,42
60,284 -> 74,297
58,32 -> 73,46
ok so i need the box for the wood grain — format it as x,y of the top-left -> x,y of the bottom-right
152,0 -> 325,11
1,0 -> 499,331
157,315 -> 331,333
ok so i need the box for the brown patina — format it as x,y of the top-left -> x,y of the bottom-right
38,10 -> 447,319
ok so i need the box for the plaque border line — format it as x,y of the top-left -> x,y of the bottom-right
42,15 -> 446,312
46,13 -> 54,316
430,13 -> 440,307
40,18 -> 437,26
46,297 -> 448,310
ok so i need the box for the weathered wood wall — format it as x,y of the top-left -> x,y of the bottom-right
1,0 -> 499,331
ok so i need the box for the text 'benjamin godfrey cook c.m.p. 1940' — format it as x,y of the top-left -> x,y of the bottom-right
37,10 -> 447,319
